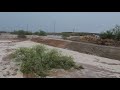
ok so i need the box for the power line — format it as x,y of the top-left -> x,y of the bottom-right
54,21 -> 56,33
73,26 -> 75,32
27,24 -> 28,31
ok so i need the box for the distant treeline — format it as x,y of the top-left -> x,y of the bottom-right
10,30 -> 47,36
0,31 -> 7,33
11,30 -> 32,35
0,30 -> 100,36
48,32 -> 100,36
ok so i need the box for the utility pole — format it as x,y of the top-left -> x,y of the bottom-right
10,27 -> 12,32
73,27 -> 75,33
54,21 -> 56,35
73,28 -> 74,32
27,24 -> 28,31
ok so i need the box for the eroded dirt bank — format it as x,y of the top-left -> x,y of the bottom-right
31,37 -> 120,60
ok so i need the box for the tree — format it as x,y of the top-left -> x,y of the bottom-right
16,30 -> 27,38
100,25 -> 120,41
112,25 -> 120,40
34,30 -> 47,36
39,30 -> 47,36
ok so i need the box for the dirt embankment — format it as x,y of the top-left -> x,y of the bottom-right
67,36 -> 120,47
31,38 -> 68,48
31,37 -> 120,61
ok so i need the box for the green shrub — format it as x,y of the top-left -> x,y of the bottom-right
34,30 -> 47,36
39,30 -> 47,36
34,32 -> 39,35
100,30 -> 114,39
115,31 -> 120,41
11,30 -> 32,35
100,25 -> 120,41
11,30 -> 27,38
61,32 -> 70,39
112,25 -> 120,41
11,45 -> 78,77
11,30 -> 47,36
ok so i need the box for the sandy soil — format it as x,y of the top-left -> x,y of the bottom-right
0,40 -> 120,78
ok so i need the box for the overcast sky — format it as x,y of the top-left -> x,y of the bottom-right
0,12 -> 120,33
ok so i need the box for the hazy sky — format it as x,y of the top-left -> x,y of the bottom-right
0,12 -> 120,33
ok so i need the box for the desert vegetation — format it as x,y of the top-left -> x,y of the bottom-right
10,29 -> 47,38
10,30 -> 32,38
61,32 -> 70,39
11,45 -> 80,77
100,25 -> 120,41
33,30 -> 47,36
11,30 -> 32,35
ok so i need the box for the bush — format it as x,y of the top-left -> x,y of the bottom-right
100,30 -> 114,39
100,25 -> 120,41
112,25 -> 120,41
11,45 -> 78,77
115,32 -> 120,41
10,30 -> 32,38
11,30 -> 32,35
34,30 -> 47,36
11,30 -> 47,36
39,30 -> 47,36
24,31 -> 32,35
34,32 -> 39,35
16,30 -> 27,38
61,32 -> 70,39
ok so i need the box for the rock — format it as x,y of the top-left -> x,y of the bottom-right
3,71 -> 10,76
10,66 -> 16,70
0,62 -> 2,65
74,65 -> 84,70
10,67 -> 14,70
46,76 -> 54,78
14,68 -> 19,72
1,61 -> 10,65
10,67 -> 19,71
2,67 -> 7,70
0,70 -> 2,72
11,71 -> 17,76
4,62 -> 10,65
